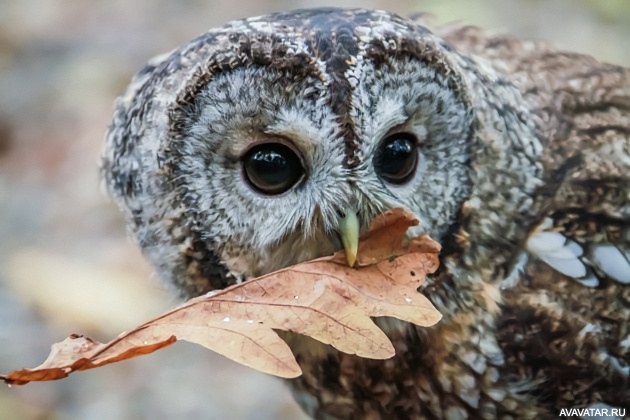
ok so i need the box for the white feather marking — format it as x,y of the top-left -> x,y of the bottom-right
578,323 -> 601,339
574,271 -> 599,288
540,254 -> 587,278
545,247 -> 578,261
565,240 -> 584,257
526,231 -> 566,252
590,245 -> 630,284
501,252 -> 528,290
526,231 -> 588,279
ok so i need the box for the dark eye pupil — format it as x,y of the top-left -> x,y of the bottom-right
243,143 -> 303,195
375,134 -> 418,184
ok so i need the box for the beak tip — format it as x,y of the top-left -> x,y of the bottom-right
338,209 -> 360,268
347,252 -> 357,268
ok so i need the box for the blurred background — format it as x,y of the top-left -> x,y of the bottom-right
0,0 -> 628,419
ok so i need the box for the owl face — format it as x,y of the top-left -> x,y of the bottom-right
178,58 -> 472,276
104,9 -> 541,297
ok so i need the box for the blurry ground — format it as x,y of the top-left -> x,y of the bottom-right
0,0 -> 628,419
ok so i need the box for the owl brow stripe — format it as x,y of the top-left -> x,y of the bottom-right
304,25 -> 360,168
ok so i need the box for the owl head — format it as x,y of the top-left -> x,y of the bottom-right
103,8 -> 543,298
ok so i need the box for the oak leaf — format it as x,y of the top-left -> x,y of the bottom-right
1,208 -> 441,384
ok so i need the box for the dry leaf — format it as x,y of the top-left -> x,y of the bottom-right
1,208 -> 441,384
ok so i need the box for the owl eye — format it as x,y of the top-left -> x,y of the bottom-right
374,133 -> 419,184
242,142 -> 304,195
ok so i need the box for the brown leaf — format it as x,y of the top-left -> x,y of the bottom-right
1,208 -> 442,384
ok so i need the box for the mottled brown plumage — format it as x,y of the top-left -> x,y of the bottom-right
102,9 -> 629,419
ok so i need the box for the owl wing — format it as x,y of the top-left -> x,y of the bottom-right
440,25 -> 630,408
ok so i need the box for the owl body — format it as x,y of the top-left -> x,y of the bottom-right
103,9 -> 629,419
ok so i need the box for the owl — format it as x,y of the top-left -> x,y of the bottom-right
102,8 -> 629,419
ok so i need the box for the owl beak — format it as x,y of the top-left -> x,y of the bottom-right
338,210 -> 359,268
